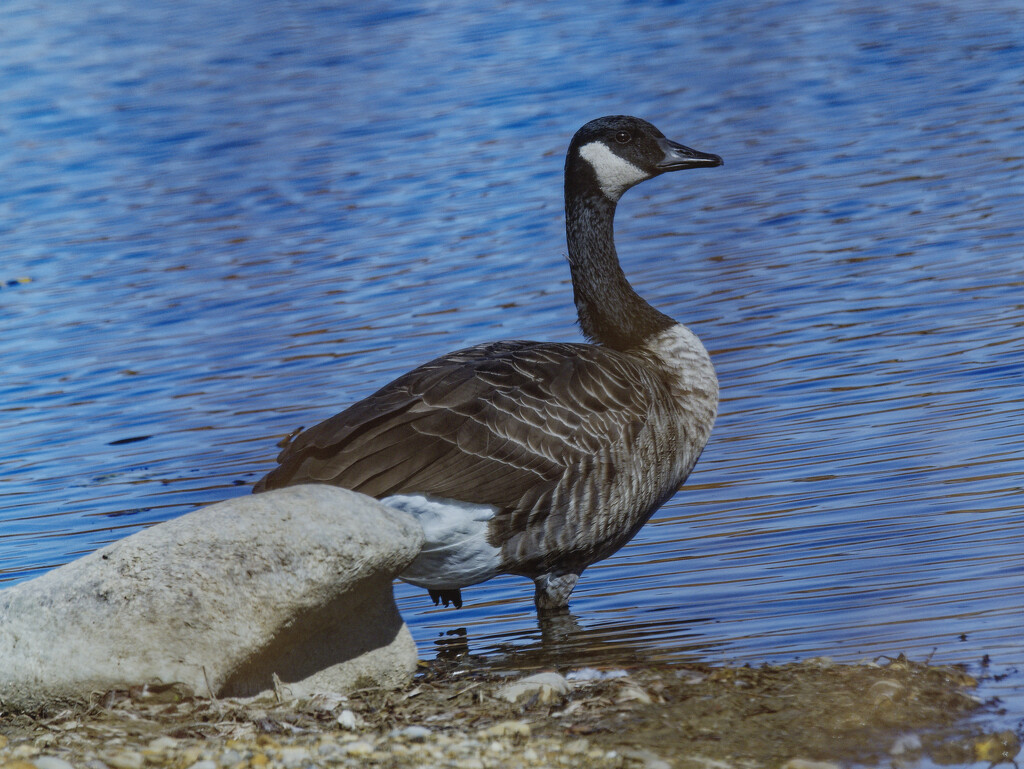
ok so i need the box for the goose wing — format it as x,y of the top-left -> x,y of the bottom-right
255,340 -> 665,554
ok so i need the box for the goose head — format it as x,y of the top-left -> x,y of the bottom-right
566,115 -> 722,203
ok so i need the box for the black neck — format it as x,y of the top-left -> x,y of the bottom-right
564,177 -> 675,350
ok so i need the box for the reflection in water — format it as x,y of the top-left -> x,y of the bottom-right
430,608 -> 726,674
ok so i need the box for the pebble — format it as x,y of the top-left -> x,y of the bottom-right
563,738 -> 590,754
396,726 -> 432,742
890,733 -> 922,755
615,682 -> 653,705
104,751 -> 145,769
316,741 -> 346,762
344,741 -> 374,756
479,721 -> 531,739
33,757 -> 76,769
336,709 -> 358,729
277,747 -> 311,767
868,679 -> 903,704
781,760 -> 843,769
621,748 -> 673,769
148,737 -> 179,752
496,672 -> 569,704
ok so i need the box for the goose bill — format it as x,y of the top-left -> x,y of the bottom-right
656,137 -> 723,171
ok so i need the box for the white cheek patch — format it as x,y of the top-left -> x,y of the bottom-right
578,141 -> 648,200
382,494 -> 503,590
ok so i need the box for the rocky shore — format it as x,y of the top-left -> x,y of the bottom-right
1,655 -> 1016,769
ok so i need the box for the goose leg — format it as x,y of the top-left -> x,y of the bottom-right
428,588 -> 463,609
533,572 -> 580,613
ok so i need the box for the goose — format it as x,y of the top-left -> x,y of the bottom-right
254,115 -> 722,614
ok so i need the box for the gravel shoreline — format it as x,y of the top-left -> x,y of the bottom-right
1,655 -> 1017,769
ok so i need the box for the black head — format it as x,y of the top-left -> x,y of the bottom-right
566,115 -> 722,202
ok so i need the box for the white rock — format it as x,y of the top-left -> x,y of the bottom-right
218,750 -> 244,766
479,720 -> 531,738
0,485 -> 425,710
616,682 -> 653,705
34,757 -> 76,769
104,752 -> 145,769
278,747 -> 311,768
890,734 -> 923,755
345,741 -> 375,756
398,725 -> 432,741
497,672 -> 569,704
868,679 -> 903,702
621,748 -> 672,769
781,761 -> 843,769
337,708 -> 359,729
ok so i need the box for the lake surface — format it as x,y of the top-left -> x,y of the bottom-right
2,0 -> 1022,752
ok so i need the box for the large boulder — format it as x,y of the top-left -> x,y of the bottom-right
0,484 -> 425,711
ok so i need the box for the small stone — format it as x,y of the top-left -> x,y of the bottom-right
497,672 -> 569,704
147,737 -> 179,752
2,762 -> 40,769
398,726 -> 432,742
480,720 -> 531,739
316,741 -> 345,762
0,734 -> 9,748
616,683 -> 653,705
868,679 -> 903,704
344,742 -> 374,756
105,752 -> 145,769
186,762 -> 217,769
34,758 -> 75,769
674,669 -> 707,684
218,750 -> 244,766
890,734 -> 922,755
277,748 -> 310,768
564,738 -> 590,755
781,761 -> 843,769
336,709 -> 358,729
249,752 -> 270,768
620,748 -> 672,769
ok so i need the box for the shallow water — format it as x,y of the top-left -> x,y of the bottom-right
2,0 -> 1022,749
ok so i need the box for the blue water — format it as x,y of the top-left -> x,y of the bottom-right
2,0 -> 1022,752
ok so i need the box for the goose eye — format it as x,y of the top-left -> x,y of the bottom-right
614,131 -> 631,144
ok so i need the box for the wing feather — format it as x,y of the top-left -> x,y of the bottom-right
255,340 -> 674,569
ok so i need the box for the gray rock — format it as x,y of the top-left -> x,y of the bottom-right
0,485 -> 424,710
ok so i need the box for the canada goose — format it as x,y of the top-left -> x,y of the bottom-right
254,115 -> 722,614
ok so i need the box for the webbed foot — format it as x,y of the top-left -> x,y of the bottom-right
428,588 -> 463,609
